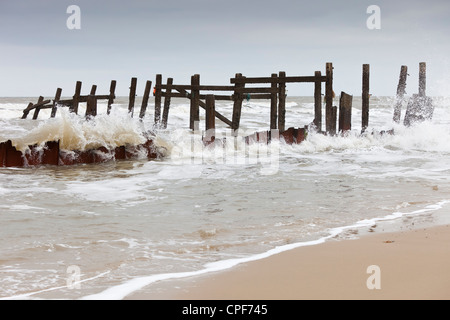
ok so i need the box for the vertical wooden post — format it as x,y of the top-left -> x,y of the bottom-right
32,96 -> 44,120
139,80 -> 152,119
205,94 -> 215,143
339,92 -> 353,132
419,62 -> 426,97
331,106 -> 337,135
314,71 -> 322,132
325,62 -> 334,134
161,77 -> 173,129
86,85 -> 97,117
154,74 -> 162,125
190,74 -> 200,131
278,71 -> 286,132
107,80 -> 116,115
393,66 -> 408,123
71,81 -> 82,114
128,77 -> 137,117
232,73 -> 244,135
270,73 -> 278,130
362,64 -> 370,132
50,88 -> 62,118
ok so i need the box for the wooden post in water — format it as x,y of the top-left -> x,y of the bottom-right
393,65 -> 408,123
232,73 -> 244,135
128,77 -> 137,117
161,77 -> 173,129
314,71 -> 322,132
154,74 -> 162,124
331,106 -> 337,135
50,88 -> 62,118
107,80 -> 116,115
190,74 -> 200,131
339,92 -> 353,132
278,71 -> 286,132
205,94 -> 216,143
362,64 -> 370,132
139,80 -> 152,119
419,62 -> 426,97
270,73 -> 278,130
325,62 -> 334,134
32,96 -> 44,120
71,81 -> 82,114
86,85 -> 97,117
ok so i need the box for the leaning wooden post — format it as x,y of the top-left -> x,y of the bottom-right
419,62 -> 426,97
339,92 -> 353,133
154,74 -> 162,125
107,80 -> 116,115
71,81 -> 82,114
232,73 -> 244,135
205,94 -> 216,143
21,102 -> 33,119
139,80 -> 152,119
50,88 -> 62,118
325,62 -> 334,134
393,66 -> 408,123
270,73 -> 278,130
314,71 -> 322,132
278,71 -> 286,132
32,96 -> 44,120
128,77 -> 137,117
190,74 -> 200,131
362,64 -> 370,132
86,85 -> 97,117
161,77 -> 173,129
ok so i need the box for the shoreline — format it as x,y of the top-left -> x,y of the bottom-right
127,224 -> 450,300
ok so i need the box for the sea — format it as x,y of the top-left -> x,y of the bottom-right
0,95 -> 449,299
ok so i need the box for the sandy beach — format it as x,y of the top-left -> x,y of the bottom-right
128,224 -> 450,300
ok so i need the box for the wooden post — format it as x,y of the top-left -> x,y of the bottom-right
86,85 -> 97,117
278,71 -> 286,132
232,73 -> 244,135
128,77 -> 137,117
270,73 -> 278,130
21,102 -> 33,119
339,92 -> 353,132
314,71 -> 322,131
139,80 -> 152,119
161,77 -> 173,129
205,94 -> 215,143
325,62 -> 334,133
154,74 -> 162,124
71,81 -> 82,114
190,74 -> 200,131
419,62 -> 426,97
362,64 -> 370,132
32,96 -> 44,120
331,106 -> 337,135
50,88 -> 62,118
107,80 -> 116,115
393,66 -> 408,123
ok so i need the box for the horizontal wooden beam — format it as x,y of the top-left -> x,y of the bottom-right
158,84 -> 235,91
230,75 -> 327,84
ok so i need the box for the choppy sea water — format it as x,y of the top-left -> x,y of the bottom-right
1,95 -> 450,299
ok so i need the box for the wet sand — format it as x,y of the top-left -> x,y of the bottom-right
127,224 -> 450,300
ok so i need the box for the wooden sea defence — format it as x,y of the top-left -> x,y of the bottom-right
1,61 -> 433,168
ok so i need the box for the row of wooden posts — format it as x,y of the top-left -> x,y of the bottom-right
22,62 -> 375,137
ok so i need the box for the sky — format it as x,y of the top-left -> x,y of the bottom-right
0,0 -> 449,97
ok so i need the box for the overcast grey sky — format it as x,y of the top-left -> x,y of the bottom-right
1,0 -> 449,97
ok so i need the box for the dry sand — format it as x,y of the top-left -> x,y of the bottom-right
127,224 -> 450,300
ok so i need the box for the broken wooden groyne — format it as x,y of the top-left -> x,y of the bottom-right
0,62 -> 433,168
